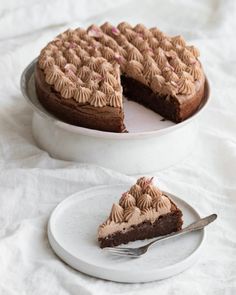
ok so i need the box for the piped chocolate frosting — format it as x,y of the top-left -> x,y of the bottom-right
38,22 -> 204,109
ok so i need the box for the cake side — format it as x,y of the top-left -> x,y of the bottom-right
35,64 -> 125,132
98,177 -> 183,248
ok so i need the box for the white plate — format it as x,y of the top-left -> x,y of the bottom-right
48,184 -> 205,283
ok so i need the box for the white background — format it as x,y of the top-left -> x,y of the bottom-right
0,0 -> 236,294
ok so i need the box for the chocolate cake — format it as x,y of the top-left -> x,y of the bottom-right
98,177 -> 183,248
35,22 -> 206,132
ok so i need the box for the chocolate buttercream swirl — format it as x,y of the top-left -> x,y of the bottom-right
75,28 -> 87,38
141,208 -> 156,223
64,63 -> 77,73
169,57 -> 186,74
172,35 -> 186,47
74,86 -> 91,103
124,206 -> 141,222
93,57 -> 110,71
117,22 -> 132,33
129,184 -> 142,199
39,55 -> 55,70
54,54 -> 67,68
45,43 -> 58,53
89,90 -> 107,107
119,192 -> 136,208
91,71 -> 103,82
45,65 -> 63,85
153,47 -> 168,68
177,74 -> 195,95
109,204 -> 124,223
86,57 -> 98,71
60,80 -> 75,99
76,77 -> 84,86
180,48 -> 196,65
143,56 -> 161,81
144,184 -> 162,200
76,48 -> 90,60
182,71 -> 194,82
87,24 -> 103,38
155,31 -> 166,41
138,40 -> 150,53
69,53 -> 81,67
186,63 -> 202,80
160,39 -> 173,51
148,37 -> 160,50
101,47 -> 114,60
153,195 -> 171,211
108,92 -> 122,108
125,29 -> 137,42
136,177 -> 154,189
54,76 -> 68,92
113,63 -> 121,80
162,66 -> 179,82
100,22 -> 113,34
150,27 -> 162,38
89,48 -> 102,58
150,74 -> 166,93
132,36 -> 145,48
105,37 -> 118,51
99,219 -> 111,229
87,80 -> 99,91
186,45 -> 200,58
127,45 -> 143,62
126,60 -> 143,79
100,82 -> 114,95
110,26 -> 120,36
69,34 -> 80,44
65,69 -> 78,83
82,71 -> 93,83
134,23 -> 147,33
162,81 -> 178,96
77,66 -> 91,80
104,73 -> 118,87
137,193 -> 153,210
52,38 -> 63,47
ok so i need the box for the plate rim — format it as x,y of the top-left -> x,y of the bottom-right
47,184 -> 205,283
21,59 -> 210,140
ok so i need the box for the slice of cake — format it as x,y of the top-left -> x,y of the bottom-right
98,177 -> 183,248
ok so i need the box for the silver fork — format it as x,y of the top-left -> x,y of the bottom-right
104,214 -> 217,258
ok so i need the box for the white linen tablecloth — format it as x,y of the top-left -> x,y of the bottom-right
0,0 -> 236,294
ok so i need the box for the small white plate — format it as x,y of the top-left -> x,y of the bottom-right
48,185 -> 205,283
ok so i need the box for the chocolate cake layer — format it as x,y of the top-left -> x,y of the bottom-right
35,64 -> 125,132
98,209 -> 183,248
121,75 -> 205,122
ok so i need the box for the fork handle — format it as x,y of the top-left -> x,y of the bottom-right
148,213 -> 217,248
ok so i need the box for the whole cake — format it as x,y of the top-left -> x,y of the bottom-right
98,177 -> 183,248
35,22 -> 206,132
